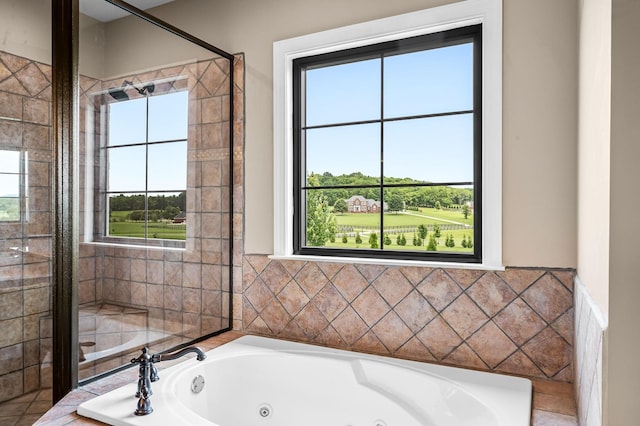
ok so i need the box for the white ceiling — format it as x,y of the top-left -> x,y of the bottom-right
80,0 -> 175,22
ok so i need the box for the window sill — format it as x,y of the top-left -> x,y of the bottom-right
269,254 -> 504,271
83,240 -> 186,252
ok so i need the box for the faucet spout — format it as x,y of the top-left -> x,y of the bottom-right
153,346 -> 207,363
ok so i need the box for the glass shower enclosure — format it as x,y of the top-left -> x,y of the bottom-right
0,0 -> 54,405
0,0 -> 235,408
74,0 -> 235,382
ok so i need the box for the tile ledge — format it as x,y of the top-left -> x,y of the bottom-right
269,254 -> 505,271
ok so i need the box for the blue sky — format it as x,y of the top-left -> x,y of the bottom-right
2,43 -> 474,197
0,150 -> 21,197
305,42 -> 474,184
107,91 -> 188,193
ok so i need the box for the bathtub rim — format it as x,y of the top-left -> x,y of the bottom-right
78,334 -> 533,426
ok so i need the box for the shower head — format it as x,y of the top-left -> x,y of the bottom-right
108,87 -> 130,101
108,80 -> 155,101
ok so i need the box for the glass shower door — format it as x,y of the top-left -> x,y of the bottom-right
0,0 -> 54,410
76,0 -> 234,381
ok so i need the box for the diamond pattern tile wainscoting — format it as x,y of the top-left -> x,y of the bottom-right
240,257 -> 574,382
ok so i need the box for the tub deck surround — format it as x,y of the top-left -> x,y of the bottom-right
241,257 -> 575,383
33,332 -> 577,426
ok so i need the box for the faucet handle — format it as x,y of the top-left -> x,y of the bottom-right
131,347 -> 153,365
150,363 -> 159,382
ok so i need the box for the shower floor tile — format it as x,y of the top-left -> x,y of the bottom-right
0,388 -> 51,426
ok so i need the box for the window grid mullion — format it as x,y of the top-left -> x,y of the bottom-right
301,109 -> 474,131
144,95 -> 150,240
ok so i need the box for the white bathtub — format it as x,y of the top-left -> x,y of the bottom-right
78,335 -> 532,426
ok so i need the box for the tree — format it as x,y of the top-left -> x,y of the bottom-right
306,174 -> 337,246
417,224 -> 428,241
355,232 -> 362,244
387,193 -> 404,213
462,204 -> 470,219
333,199 -> 348,214
369,232 -> 379,249
384,233 -> 392,246
427,234 -> 438,251
129,210 -> 145,221
435,200 -> 442,210
342,233 -> 348,243
445,234 -> 455,248
433,224 -> 441,238
163,206 -> 180,220
397,233 -> 407,246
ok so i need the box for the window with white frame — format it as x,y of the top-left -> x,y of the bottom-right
273,0 -> 502,268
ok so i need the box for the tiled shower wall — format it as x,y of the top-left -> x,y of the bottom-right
238,258 -> 575,382
0,50 -> 53,402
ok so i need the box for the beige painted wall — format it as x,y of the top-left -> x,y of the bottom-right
135,0 -> 578,268
101,12 -> 215,80
0,0 -> 51,64
0,0 -> 113,83
608,0 -> 640,422
501,0 -> 577,267
79,14 -> 107,79
577,0 -> 611,317
2,0 -> 579,267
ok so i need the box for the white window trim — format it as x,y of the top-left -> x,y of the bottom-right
273,0 -> 502,270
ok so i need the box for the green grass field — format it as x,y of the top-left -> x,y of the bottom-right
335,207 -> 472,227
325,229 -> 474,253
325,207 -> 475,252
109,211 -> 186,240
